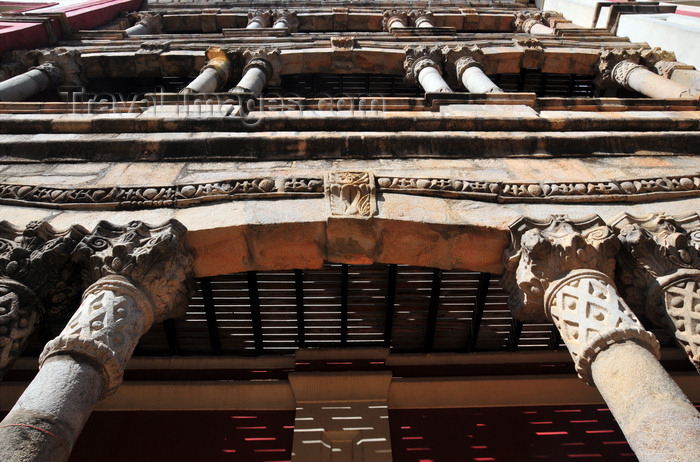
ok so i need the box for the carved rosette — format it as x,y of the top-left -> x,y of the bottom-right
382,10 -> 408,31
404,46 -> 444,86
615,213 -> 700,372
40,220 -> 194,397
200,46 -> 232,90
272,10 -> 299,32
0,221 -> 85,376
248,9 -> 272,28
241,47 -> 281,87
502,215 -> 659,384
443,45 -> 486,86
513,12 -> 543,34
327,172 -> 376,218
597,48 -> 642,88
409,10 -> 434,27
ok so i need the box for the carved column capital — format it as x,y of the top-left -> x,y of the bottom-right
200,46 -> 232,89
654,60 -> 695,79
248,9 -> 272,28
404,45 -> 444,86
35,49 -> 83,87
409,10 -> 434,27
443,44 -> 485,85
597,48 -> 642,87
0,221 -> 85,375
513,11 -> 543,33
272,10 -> 299,32
241,47 -> 281,87
641,47 -> 677,69
382,10 -> 408,31
133,12 -> 163,34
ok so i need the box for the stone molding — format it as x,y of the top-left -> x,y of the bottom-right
614,213 -> 700,372
327,172 -> 376,218
248,9 -> 272,28
272,10 -> 299,32
403,45 -> 444,86
3,173 -> 700,211
241,47 -> 282,87
382,10 -> 408,31
0,221 -> 85,376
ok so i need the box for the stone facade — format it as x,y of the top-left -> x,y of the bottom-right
0,0 -> 699,461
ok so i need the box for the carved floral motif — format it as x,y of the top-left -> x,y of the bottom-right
327,172 -> 376,218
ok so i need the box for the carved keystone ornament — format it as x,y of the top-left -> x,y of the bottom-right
502,216 -> 659,384
327,172 -> 376,218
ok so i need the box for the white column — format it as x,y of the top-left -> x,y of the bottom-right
382,10 -> 407,31
0,62 -> 64,102
272,10 -> 298,32
404,47 -> 452,94
514,12 -> 555,35
247,9 -> 270,29
229,49 -> 280,96
456,57 -> 502,93
503,215 -> 700,462
410,10 -> 434,28
125,14 -> 161,37
0,220 -> 193,462
612,60 -> 693,99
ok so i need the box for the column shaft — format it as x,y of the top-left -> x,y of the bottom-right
615,61 -> 692,98
461,66 -> 501,93
183,67 -> 221,93
529,23 -> 555,35
125,23 -> 149,36
231,66 -> 267,95
417,66 -> 452,93
0,69 -> 51,102
592,342 -> 700,461
247,19 -> 265,29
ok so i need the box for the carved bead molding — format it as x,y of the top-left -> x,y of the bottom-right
502,216 -> 659,384
200,46 -> 232,90
598,48 -> 642,87
614,213 -> 700,372
41,220 -> 194,397
382,10 -> 408,31
272,10 -> 299,32
404,45 -> 444,86
0,221 -> 85,376
248,9 -> 272,28
327,172 -> 376,218
241,47 -> 282,87
443,44 -> 486,86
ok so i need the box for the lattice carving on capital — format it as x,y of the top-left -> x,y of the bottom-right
0,221 -> 86,376
597,48 -> 642,88
248,9 -> 272,28
40,276 -> 154,398
409,10 -> 434,27
382,10 -> 408,31
272,10 -> 299,32
72,220 -> 194,323
502,215 -> 619,323
662,276 -> 700,372
546,270 -> 659,384
327,172 -> 376,218
443,44 -> 486,86
513,11 -> 544,34
404,45 -> 445,86
240,47 -> 281,87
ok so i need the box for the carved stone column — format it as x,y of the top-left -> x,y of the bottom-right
272,10 -> 298,32
503,215 -> 700,462
182,47 -> 232,94
0,49 -> 81,102
410,10 -> 434,28
247,9 -> 271,29
382,10 -> 408,31
614,213 -> 700,373
404,46 -> 452,94
230,48 -> 280,95
599,49 -> 694,99
514,12 -> 555,35
0,222 -> 84,378
125,13 -> 162,36
444,45 -> 502,94
0,220 -> 193,462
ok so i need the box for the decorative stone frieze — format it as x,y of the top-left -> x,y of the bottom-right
0,221 -> 85,377
137,41 -> 171,55
382,10 -> 408,31
330,36 -> 355,51
247,9 -> 272,28
614,213 -> 700,372
327,172 -> 376,218
272,10 -> 299,32
40,220 -> 193,397
502,215 -> 659,384
404,45 -> 451,92
409,10 -> 434,28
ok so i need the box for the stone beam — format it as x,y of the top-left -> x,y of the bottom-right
502,215 -> 700,462
0,220 -> 194,462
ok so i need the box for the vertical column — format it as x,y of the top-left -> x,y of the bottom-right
125,13 -> 162,36
404,46 -> 452,94
230,48 -> 281,96
444,45 -> 501,94
182,47 -> 232,94
247,9 -> 271,29
0,221 -> 85,378
614,213 -> 700,373
382,10 -> 408,31
599,48 -> 694,99
409,10 -> 434,28
502,215 -> 700,462
513,12 -> 555,35
0,220 -> 194,462
272,10 -> 299,32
